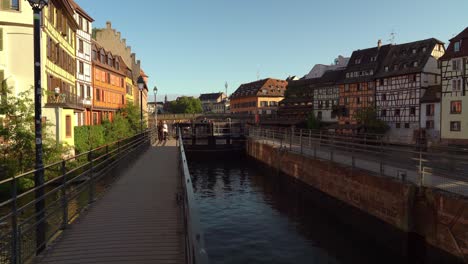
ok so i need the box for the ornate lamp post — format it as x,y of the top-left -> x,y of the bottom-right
26,0 -> 48,254
153,86 -> 158,129
137,76 -> 145,133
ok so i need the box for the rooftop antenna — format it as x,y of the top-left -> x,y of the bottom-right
388,29 -> 396,45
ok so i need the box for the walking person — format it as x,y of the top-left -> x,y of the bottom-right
163,121 -> 169,141
157,120 -> 164,144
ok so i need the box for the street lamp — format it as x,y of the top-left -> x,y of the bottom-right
26,0 -> 48,255
153,86 -> 158,129
137,76 -> 145,133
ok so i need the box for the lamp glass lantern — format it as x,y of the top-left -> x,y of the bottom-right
27,0 -> 48,9
137,76 -> 145,91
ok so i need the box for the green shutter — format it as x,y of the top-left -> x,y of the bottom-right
2,0 -> 11,10
0,28 -> 3,51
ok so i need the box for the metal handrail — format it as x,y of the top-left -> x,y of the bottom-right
177,128 -> 209,264
0,129 -> 152,264
249,127 -> 468,197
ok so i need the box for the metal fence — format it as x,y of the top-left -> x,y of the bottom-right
0,130 -> 152,264
249,127 -> 468,197
177,128 -> 209,264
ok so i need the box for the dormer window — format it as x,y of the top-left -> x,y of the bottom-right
384,66 -> 389,72
422,47 -> 427,52
412,49 -> 417,54
355,58 -> 361,64
413,61 -> 418,67
454,41 -> 461,52
393,65 -> 399,70
370,56 -> 377,62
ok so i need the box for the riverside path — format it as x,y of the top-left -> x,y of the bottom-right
34,141 -> 185,264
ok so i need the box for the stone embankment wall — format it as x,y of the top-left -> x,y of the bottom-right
247,139 -> 468,262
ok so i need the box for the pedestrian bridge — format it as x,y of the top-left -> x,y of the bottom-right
0,131 -> 208,264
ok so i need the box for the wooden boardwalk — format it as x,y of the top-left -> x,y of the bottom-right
35,141 -> 185,264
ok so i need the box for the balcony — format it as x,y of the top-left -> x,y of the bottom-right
46,91 -> 86,110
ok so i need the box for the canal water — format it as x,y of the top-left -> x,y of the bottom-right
188,155 -> 408,264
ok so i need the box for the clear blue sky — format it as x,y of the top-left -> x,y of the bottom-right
76,0 -> 467,100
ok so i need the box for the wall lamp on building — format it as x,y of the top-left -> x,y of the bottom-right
137,76 -> 146,132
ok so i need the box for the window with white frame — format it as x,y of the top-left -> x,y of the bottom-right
452,79 -> 462,91
452,59 -> 461,71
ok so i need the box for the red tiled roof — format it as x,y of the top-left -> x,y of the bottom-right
69,0 -> 94,22
231,78 -> 287,99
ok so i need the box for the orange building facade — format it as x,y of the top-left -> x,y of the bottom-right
230,78 -> 287,115
91,41 -> 126,125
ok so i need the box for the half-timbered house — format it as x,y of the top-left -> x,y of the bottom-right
374,38 -> 445,144
313,70 -> 343,123
440,27 -> 468,145
337,41 -> 391,133
420,85 -> 442,144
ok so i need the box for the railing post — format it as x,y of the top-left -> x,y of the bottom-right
308,129 -> 312,149
11,177 -> 19,264
319,130 -> 322,147
290,127 -> 293,151
330,133 -> 334,162
88,151 -> 95,204
300,129 -> 303,154
61,160 -> 68,229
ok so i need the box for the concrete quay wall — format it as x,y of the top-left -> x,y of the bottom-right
247,139 -> 468,262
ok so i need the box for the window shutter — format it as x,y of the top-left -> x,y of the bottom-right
2,0 -> 11,9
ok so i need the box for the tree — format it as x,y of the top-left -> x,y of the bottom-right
353,107 -> 389,134
0,87 -> 70,196
118,102 -> 143,134
306,112 -> 321,130
102,114 -> 131,143
168,97 -> 202,114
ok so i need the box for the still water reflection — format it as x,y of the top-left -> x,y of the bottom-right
188,156 -> 406,264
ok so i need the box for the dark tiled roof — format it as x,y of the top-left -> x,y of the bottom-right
440,27 -> 468,60
230,78 -> 287,99
199,93 -> 224,101
289,69 -> 345,88
375,38 -> 444,78
343,44 -> 392,83
420,85 -> 442,103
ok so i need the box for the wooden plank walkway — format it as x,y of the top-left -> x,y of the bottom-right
35,141 -> 185,264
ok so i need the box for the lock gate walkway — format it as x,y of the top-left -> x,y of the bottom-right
34,141 -> 185,264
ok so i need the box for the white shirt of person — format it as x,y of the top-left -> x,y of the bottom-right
163,124 -> 168,133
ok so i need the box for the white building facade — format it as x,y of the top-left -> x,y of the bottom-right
0,2 -> 34,99
440,27 -> 468,145
375,38 -> 445,144
72,2 -> 94,126
420,85 -> 442,145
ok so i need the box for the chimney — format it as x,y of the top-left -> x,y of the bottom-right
377,39 -> 382,49
106,21 -> 112,29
